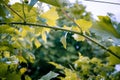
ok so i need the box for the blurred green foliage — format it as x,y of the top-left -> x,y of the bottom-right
0,0 -> 120,80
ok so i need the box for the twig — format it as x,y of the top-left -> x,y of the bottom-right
22,0 -> 26,22
84,0 -> 120,6
3,1 -> 25,22
0,22 -> 120,59
61,8 -> 83,34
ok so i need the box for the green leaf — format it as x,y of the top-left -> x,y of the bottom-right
72,19 -> 92,33
0,63 -> 8,77
25,75 -> 32,80
72,34 -> 85,41
60,36 -> 67,49
0,25 -> 19,34
17,56 -> 27,63
20,68 -> 27,74
3,51 -> 10,58
0,46 -> 10,51
34,39 -> 41,48
6,72 -> 21,80
39,71 -> 59,80
75,19 -> 92,33
107,46 -> 120,65
11,3 -> 37,22
39,0 -> 69,7
72,19 -> 92,41
41,7 -> 59,26
49,62 -> 64,69
63,68 -> 78,80
23,52 -> 35,63
96,16 -> 120,38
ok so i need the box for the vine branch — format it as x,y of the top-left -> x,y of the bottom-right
0,22 -> 120,59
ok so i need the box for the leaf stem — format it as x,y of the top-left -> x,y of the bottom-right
61,8 -> 83,34
0,22 -> 120,59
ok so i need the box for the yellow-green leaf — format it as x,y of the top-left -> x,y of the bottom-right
41,7 -> 59,26
25,75 -> 32,80
72,34 -> 85,41
34,39 -> 41,48
97,16 -> 120,38
107,46 -> 120,65
3,51 -> 10,58
42,30 -> 47,43
20,68 -> 27,74
11,3 -> 37,22
63,25 -> 71,30
49,62 -> 64,69
60,36 -> 67,49
64,68 -> 78,80
17,56 -> 27,63
75,19 -> 92,33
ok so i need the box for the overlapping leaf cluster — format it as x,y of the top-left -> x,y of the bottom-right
0,0 -> 120,80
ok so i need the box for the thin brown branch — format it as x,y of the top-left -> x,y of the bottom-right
0,22 -> 120,59
22,1 -> 26,22
61,8 -> 83,34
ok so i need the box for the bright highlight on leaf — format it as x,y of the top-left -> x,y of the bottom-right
39,71 -> 59,80
72,19 -> 92,41
41,7 -> 59,26
34,39 -> 41,48
42,30 -> 47,43
20,68 -> 27,74
72,34 -> 85,41
60,36 -> 67,49
75,19 -> 92,33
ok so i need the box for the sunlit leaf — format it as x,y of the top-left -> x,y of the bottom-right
63,25 -> 71,30
17,56 -> 27,63
107,46 -> 120,65
72,34 -> 85,41
49,62 -> 64,69
42,30 -> 47,42
11,3 -> 37,22
34,39 -> 41,48
60,36 -> 67,49
74,19 -> 92,33
41,7 -> 59,26
71,19 -> 92,41
0,46 -> 10,51
24,52 -> 35,63
39,71 -> 59,80
0,25 -> 19,34
21,29 -> 27,37
3,51 -> 10,58
63,68 -> 78,80
20,68 -> 27,74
